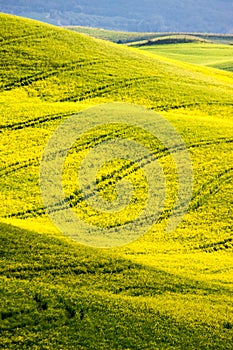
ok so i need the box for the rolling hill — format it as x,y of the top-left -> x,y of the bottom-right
68,27 -> 233,45
0,13 -> 233,349
67,27 -> 233,72
138,42 -> 233,72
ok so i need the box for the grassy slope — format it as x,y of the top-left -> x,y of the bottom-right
66,26 -> 159,43
67,27 -> 233,44
0,13 -> 233,349
1,223 -> 233,349
67,27 -> 233,72
139,43 -> 233,72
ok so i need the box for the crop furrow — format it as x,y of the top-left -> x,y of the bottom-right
0,59 -> 102,91
0,126 -> 130,181
188,137 -> 233,148
0,112 -> 74,132
0,158 -> 40,178
1,261 -> 128,278
59,76 -> 157,102
0,32 -> 47,46
3,149 -> 165,219
189,167 -> 233,211
198,237 -> 233,252
3,137 -> 232,219
156,101 -> 233,111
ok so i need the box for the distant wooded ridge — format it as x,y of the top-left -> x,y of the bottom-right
0,0 -> 232,33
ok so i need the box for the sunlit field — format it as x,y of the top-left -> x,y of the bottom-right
139,42 -> 233,72
0,13 -> 233,349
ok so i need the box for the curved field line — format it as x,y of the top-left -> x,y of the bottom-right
0,59 -> 102,91
1,260 -> 130,277
59,76 -> 158,102
188,137 -> 233,148
65,145 -> 233,217
197,237 -> 233,252
96,167 -> 233,229
0,126 -> 127,178
0,32 -> 49,46
0,111 -> 74,132
1,134 -> 231,179
189,167 -> 233,211
0,157 -> 40,179
59,77 -> 233,109
155,102 -> 233,111
3,137 -> 233,219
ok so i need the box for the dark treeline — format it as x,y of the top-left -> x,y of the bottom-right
0,0 -> 232,33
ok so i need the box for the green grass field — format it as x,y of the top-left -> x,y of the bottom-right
0,13 -> 233,349
138,42 -> 233,72
67,26 -> 159,43
67,27 -> 233,45
67,27 -> 233,72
